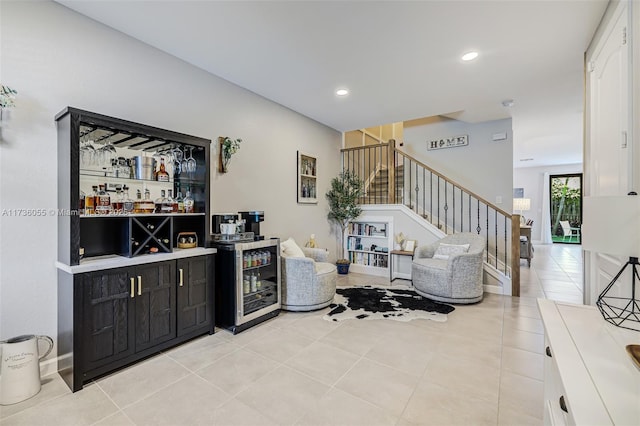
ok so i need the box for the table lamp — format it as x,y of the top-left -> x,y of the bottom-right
582,194 -> 640,332
513,198 -> 531,225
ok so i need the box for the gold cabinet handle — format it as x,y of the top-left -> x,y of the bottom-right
137,275 -> 142,295
179,268 -> 184,287
130,277 -> 135,298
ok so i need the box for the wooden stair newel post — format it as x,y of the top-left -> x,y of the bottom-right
511,215 -> 521,297
387,139 -> 396,204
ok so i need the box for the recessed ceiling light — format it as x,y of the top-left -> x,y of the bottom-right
520,158 -> 534,162
336,89 -> 349,96
461,51 -> 478,61
502,99 -> 515,108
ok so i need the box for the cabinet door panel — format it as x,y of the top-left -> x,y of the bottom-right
177,256 -> 212,336
585,1 -> 630,304
82,269 -> 134,372
134,262 -> 176,352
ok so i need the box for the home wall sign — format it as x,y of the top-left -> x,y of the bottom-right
427,134 -> 468,151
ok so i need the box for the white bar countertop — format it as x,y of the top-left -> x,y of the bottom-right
56,247 -> 217,274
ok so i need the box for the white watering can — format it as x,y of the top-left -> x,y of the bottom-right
0,335 -> 53,405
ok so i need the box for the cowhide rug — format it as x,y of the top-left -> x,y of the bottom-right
323,285 -> 455,323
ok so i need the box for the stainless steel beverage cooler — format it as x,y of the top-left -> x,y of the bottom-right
212,238 -> 280,333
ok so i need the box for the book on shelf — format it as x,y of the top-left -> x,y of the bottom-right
348,252 -> 388,268
348,223 -> 386,236
346,236 -> 362,250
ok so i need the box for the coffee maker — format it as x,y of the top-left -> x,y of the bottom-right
239,211 -> 265,240
212,213 -> 238,234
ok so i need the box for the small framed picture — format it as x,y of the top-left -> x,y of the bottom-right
403,240 -> 416,252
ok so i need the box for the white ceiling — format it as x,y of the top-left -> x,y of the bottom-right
56,0 -> 608,168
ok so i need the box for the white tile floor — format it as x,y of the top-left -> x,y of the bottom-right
0,243 -> 583,426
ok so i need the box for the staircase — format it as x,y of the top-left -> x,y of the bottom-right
341,140 -> 520,295
361,165 -> 404,204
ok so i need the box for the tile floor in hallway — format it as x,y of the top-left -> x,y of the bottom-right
0,243 -> 584,426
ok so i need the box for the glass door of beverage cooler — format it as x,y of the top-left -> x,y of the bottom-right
235,240 -> 280,326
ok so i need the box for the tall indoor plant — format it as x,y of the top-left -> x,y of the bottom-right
326,170 -> 364,274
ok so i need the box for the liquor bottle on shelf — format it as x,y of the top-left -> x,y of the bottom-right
112,187 -> 124,214
167,190 -> 178,213
123,185 -> 134,214
155,190 -> 165,214
175,191 -> 184,213
146,223 -> 155,230
133,189 -> 143,213
154,190 -> 172,214
79,190 -> 85,215
183,191 -> 194,213
131,238 -> 140,248
156,157 -> 170,182
95,185 -> 111,214
84,186 -> 97,215
158,190 -> 172,214
140,188 -> 155,213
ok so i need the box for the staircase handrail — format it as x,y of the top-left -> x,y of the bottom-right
389,143 -> 512,218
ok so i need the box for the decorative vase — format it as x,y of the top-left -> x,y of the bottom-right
220,156 -> 230,173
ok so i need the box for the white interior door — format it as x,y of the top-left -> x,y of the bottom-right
585,1 -> 631,304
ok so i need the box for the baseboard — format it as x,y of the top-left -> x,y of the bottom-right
483,284 -> 504,295
348,263 -> 388,277
483,261 -> 511,296
393,272 -> 411,280
40,357 -> 59,378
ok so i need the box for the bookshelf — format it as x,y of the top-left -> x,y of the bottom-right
344,216 -> 393,277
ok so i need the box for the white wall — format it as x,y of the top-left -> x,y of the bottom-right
513,163 -> 582,243
402,116 -> 513,209
0,1 -> 341,346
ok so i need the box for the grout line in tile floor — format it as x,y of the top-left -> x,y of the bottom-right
89,381 -> 133,426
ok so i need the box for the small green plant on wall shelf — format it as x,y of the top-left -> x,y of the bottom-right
219,136 -> 242,173
0,85 -> 18,121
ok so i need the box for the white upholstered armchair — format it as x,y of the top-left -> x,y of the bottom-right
280,243 -> 337,312
412,232 -> 485,304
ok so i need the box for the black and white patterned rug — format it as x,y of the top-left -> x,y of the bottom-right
323,285 -> 455,322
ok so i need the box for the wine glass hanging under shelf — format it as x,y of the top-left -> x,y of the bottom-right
78,123 -> 205,174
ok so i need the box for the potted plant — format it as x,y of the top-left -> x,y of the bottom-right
219,136 -> 242,173
326,170 -> 364,274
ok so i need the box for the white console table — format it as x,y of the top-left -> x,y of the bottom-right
538,299 -> 640,425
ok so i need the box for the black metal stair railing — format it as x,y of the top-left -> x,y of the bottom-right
341,140 -> 519,288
